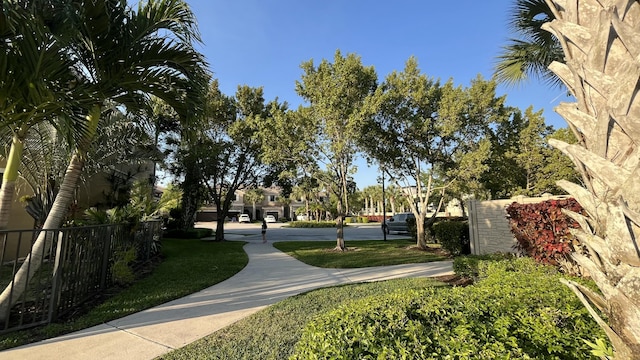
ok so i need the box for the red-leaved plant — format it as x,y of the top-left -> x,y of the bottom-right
505,198 -> 584,267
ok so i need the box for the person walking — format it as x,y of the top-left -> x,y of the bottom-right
261,219 -> 267,243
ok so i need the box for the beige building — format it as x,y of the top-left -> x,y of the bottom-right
196,187 -> 327,222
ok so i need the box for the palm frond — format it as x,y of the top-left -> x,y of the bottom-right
494,0 -> 565,88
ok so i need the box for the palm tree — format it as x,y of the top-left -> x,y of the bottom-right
386,184 -> 403,215
0,0 -> 208,318
359,186 -> 373,215
244,188 -> 265,220
277,195 -> 292,221
0,1 -> 87,229
542,1 -> 640,357
494,0 -> 564,87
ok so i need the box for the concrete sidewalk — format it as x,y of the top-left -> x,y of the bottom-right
0,241 -> 453,360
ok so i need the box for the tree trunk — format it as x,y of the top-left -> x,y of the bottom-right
0,152 -> 84,318
415,215 -> 427,250
0,134 -> 26,230
180,168 -> 200,231
215,219 -> 225,241
0,105 -> 101,320
335,199 -> 345,251
543,1 -> 640,357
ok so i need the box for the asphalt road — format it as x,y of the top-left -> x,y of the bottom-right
195,221 -> 412,242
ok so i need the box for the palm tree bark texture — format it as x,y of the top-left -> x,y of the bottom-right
542,0 -> 640,358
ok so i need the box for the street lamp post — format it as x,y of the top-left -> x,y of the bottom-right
381,167 -> 387,241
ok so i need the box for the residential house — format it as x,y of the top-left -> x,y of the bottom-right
196,187 -> 329,222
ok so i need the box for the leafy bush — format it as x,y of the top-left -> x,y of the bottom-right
433,220 -> 470,255
291,257 -> 607,359
288,221 -> 336,228
453,253 -> 513,279
111,247 -> 137,285
505,198 -> 583,266
407,216 -> 439,244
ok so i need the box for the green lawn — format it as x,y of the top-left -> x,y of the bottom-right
273,239 -> 449,268
0,238 -> 248,351
159,277 -> 446,360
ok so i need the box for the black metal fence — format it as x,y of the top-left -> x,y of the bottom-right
0,221 -> 162,334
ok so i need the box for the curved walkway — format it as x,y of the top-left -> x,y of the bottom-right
0,240 -> 453,360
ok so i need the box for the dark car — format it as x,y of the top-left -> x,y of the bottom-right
385,212 -> 415,234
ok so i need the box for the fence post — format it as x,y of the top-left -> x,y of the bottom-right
467,200 -> 479,255
100,225 -> 113,290
49,229 -> 64,323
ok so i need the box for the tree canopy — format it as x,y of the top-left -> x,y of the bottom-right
296,50 -> 377,250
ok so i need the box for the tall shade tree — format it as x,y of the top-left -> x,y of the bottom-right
507,106 -> 552,195
359,57 -> 444,249
494,0 -> 563,87
481,107 -> 579,198
0,0 -> 208,319
438,75 -> 509,209
541,0 -> 640,357
296,50 -> 377,250
255,103 -> 319,201
198,83 -> 270,241
361,58 -> 503,249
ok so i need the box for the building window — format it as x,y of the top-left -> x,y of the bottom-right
269,195 -> 276,202
319,196 -> 325,202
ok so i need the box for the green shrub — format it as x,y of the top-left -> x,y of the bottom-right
453,253 -> 513,279
433,220 -> 470,255
406,216 -> 438,244
291,257 -> 607,359
111,247 -> 137,285
288,221 -> 336,228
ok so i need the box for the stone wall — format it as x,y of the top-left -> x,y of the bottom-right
467,194 -> 572,255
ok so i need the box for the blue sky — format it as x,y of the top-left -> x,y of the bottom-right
185,0 -> 571,189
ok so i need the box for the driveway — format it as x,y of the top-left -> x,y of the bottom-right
197,221 -> 411,242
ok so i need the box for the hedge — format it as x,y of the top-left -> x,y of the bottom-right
291,257 -> 607,359
288,221 -> 336,228
432,220 -> 470,256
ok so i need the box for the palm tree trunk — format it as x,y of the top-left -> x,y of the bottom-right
0,106 -> 101,320
542,1 -> 640,357
0,133 -> 27,230
0,151 -> 84,318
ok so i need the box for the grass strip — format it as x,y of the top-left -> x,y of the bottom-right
159,277 -> 446,360
274,239 -> 448,268
0,238 -> 248,350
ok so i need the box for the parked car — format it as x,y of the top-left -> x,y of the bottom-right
385,212 -> 415,234
264,215 -> 276,223
238,214 -> 251,223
